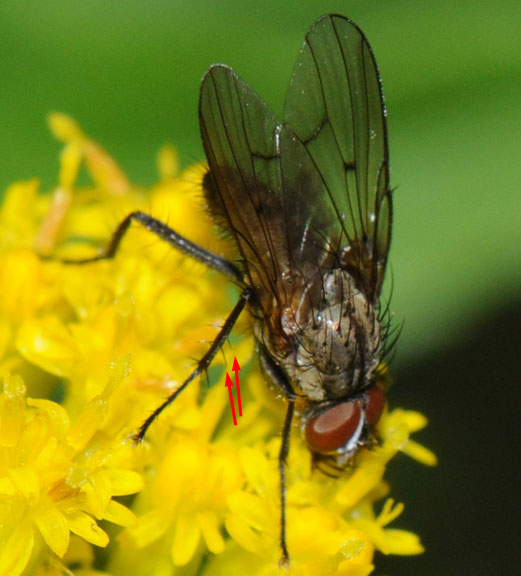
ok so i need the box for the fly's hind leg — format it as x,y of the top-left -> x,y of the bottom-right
44,210 -> 243,282
40,209 -> 248,439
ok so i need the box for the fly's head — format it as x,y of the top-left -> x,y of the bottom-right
303,380 -> 387,473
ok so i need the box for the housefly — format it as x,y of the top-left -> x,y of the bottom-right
59,14 -> 393,564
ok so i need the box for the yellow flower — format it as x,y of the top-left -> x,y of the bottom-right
0,364 -> 143,576
0,114 -> 436,575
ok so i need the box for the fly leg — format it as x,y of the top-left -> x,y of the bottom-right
45,210 -> 243,282
135,287 -> 252,441
40,209 -> 249,437
259,348 -> 296,567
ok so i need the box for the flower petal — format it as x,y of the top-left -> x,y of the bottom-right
402,439 -> 438,466
336,461 -> 385,508
103,499 -> 136,527
67,511 -> 109,547
0,521 -> 34,576
27,398 -> 70,439
35,505 -> 70,557
17,318 -> 77,379
8,467 -> 39,501
197,511 -> 225,554
377,528 -> 424,556
106,469 -> 144,496
0,374 -> 26,447
120,509 -> 169,549
172,512 -> 200,566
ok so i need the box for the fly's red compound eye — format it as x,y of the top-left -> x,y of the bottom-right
365,386 -> 386,427
305,387 -> 386,454
305,401 -> 362,453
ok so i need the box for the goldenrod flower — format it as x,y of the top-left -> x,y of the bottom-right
0,364 -> 142,575
0,115 -> 436,575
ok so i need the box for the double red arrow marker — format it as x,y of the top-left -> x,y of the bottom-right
224,357 -> 242,426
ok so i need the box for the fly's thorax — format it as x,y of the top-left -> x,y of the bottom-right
273,269 -> 382,402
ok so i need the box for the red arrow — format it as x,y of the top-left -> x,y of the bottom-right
225,372 -> 237,426
232,357 -> 242,417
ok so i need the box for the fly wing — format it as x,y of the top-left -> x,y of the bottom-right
199,65 -> 290,317
283,14 -> 392,299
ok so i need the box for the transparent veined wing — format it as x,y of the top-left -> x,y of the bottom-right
199,65 -> 290,318
200,64 -> 338,325
283,14 -> 391,299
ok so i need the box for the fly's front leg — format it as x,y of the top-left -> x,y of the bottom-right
44,210 -> 243,282
259,348 -> 295,567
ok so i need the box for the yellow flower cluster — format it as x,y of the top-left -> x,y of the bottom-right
0,115 -> 436,575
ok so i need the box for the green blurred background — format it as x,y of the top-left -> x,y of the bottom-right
1,1 -> 520,574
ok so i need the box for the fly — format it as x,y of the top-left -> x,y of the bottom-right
55,14 -> 394,565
